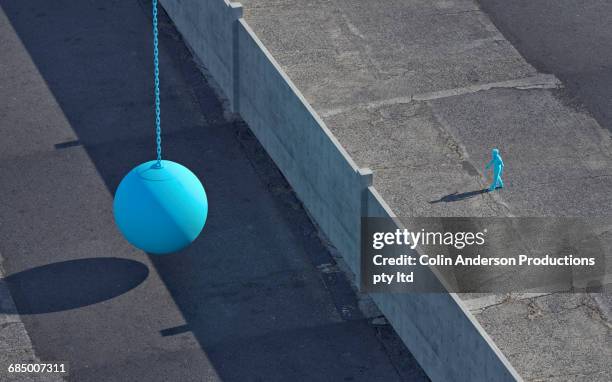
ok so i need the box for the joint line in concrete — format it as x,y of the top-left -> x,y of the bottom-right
320,74 -> 562,118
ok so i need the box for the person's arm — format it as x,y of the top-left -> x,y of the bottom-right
485,159 -> 493,170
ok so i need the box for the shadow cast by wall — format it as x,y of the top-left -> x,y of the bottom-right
2,258 -> 149,314
0,0 -> 426,380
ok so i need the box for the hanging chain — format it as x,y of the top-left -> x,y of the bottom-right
153,0 -> 162,167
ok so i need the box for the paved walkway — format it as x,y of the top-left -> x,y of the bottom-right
0,0 -> 426,380
240,0 -> 612,380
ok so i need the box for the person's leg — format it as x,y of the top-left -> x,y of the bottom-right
489,178 -> 497,191
490,169 -> 501,191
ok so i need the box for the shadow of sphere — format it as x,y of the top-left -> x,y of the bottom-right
3,257 -> 149,314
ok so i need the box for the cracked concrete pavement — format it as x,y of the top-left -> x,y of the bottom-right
239,0 -> 612,380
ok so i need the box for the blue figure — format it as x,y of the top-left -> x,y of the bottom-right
485,148 -> 504,191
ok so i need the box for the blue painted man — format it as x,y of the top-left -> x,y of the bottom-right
485,148 -> 504,191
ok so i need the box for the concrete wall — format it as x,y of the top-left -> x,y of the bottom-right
364,187 -> 521,381
162,0 -> 367,272
160,0 -> 241,111
235,19 -> 372,274
160,0 -> 521,380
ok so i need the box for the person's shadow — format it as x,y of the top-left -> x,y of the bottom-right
429,188 -> 488,204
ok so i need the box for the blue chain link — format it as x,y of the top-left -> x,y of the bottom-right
153,0 -> 162,167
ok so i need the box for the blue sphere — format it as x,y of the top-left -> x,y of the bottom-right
113,160 -> 208,254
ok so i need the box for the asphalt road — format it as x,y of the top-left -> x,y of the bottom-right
478,0 -> 612,134
0,0 -> 426,381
